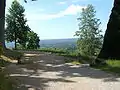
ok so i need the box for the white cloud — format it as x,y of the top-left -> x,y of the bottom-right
72,0 -> 88,3
26,4 -> 86,20
58,0 -> 87,4
61,4 -> 85,15
58,1 -> 66,5
72,0 -> 81,3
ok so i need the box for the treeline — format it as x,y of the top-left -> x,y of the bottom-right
39,48 -> 67,54
5,0 -> 40,50
39,48 -> 80,57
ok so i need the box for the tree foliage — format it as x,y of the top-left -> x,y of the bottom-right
5,0 -> 40,50
0,0 -> 37,48
75,4 -> 103,56
5,0 -> 28,49
26,31 -> 40,49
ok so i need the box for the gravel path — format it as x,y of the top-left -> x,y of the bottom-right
6,51 -> 120,90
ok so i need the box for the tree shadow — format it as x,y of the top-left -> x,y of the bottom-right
10,75 -> 74,90
7,51 -> 75,90
7,51 -> 120,89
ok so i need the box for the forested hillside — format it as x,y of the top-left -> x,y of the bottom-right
40,38 -> 77,48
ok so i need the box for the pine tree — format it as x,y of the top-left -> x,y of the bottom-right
5,0 -> 28,49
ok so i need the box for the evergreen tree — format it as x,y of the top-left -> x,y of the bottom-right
5,0 -> 28,49
75,4 -> 103,56
0,0 -> 36,48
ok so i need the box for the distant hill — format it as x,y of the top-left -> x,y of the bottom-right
5,38 -> 78,49
40,38 -> 78,49
5,42 -> 14,49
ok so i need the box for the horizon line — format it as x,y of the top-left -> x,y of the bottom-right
40,37 -> 78,40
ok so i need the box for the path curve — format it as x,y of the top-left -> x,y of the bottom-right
6,51 -> 120,90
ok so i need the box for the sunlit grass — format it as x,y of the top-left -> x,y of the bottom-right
64,58 -> 81,65
106,60 -> 120,67
39,48 -> 67,54
93,60 -> 120,75
71,61 -> 81,65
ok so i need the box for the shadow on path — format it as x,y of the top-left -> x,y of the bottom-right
6,51 -> 120,90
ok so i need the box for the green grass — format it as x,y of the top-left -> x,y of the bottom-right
39,48 -> 67,54
71,61 -> 81,65
64,58 -> 81,65
93,60 -> 120,75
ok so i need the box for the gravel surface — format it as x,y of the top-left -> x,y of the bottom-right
6,51 -> 120,90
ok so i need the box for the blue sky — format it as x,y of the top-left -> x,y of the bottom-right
6,0 -> 114,40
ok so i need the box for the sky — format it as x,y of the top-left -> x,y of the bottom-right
6,0 -> 114,40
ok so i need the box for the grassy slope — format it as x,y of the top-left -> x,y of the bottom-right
93,60 -> 120,75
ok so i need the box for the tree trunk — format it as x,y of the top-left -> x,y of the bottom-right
0,0 -> 6,48
96,0 -> 120,63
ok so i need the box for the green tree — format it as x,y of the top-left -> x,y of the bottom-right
75,4 -> 103,56
27,31 -> 40,49
96,0 -> 120,64
5,0 -> 29,49
0,0 -> 36,48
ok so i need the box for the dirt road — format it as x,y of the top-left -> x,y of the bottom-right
6,51 -> 120,90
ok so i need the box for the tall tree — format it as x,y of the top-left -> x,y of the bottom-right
96,0 -> 120,64
75,4 -> 103,56
5,0 -> 28,49
0,0 -> 6,47
0,0 -> 36,48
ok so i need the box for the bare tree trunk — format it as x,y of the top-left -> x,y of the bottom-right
0,0 -> 6,48
96,0 -> 120,64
